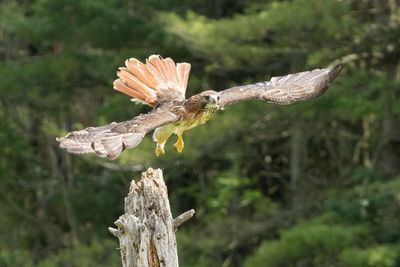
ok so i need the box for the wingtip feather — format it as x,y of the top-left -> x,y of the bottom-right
329,64 -> 343,81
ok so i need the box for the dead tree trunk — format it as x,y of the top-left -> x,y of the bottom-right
109,168 -> 195,267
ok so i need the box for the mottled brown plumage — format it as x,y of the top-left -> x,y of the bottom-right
57,55 -> 342,159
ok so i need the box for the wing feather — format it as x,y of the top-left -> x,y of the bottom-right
218,64 -> 342,106
57,106 -> 180,160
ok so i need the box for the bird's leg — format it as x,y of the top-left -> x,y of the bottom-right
173,134 -> 184,153
153,125 -> 174,157
155,142 -> 166,157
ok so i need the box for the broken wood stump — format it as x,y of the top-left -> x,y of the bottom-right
109,168 -> 195,267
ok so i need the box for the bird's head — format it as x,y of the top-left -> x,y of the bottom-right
198,90 -> 220,110
185,90 -> 221,113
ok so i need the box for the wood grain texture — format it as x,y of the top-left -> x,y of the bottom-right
109,168 -> 195,267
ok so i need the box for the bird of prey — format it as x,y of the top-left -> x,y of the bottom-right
57,55 -> 342,159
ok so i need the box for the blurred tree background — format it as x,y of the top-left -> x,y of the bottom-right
1,0 -> 400,266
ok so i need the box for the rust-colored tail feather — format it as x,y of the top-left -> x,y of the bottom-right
177,62 -> 191,95
125,58 -> 158,89
113,55 -> 191,106
113,79 -> 157,106
165,57 -> 179,85
117,68 -> 157,100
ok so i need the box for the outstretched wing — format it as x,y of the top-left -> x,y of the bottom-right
113,55 -> 191,106
218,64 -> 342,107
57,106 -> 180,160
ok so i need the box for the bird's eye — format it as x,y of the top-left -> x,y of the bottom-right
204,95 -> 210,100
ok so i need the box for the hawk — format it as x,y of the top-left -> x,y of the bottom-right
57,55 -> 342,159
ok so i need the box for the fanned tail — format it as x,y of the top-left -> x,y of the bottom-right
113,55 -> 191,106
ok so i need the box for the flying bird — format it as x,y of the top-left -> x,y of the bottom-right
57,55 -> 342,159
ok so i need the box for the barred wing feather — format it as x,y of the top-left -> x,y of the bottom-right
218,64 -> 342,107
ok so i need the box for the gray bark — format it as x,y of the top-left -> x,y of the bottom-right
109,168 -> 194,267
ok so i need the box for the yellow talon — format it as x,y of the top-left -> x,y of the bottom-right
155,144 -> 165,157
173,134 -> 184,153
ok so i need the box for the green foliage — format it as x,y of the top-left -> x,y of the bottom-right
1,0 -> 400,266
161,0 -> 356,74
0,249 -> 34,267
36,239 -> 119,267
326,176 -> 400,243
340,246 -> 399,267
245,215 -> 369,267
0,239 -> 119,267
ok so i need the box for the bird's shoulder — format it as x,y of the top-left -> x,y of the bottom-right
111,101 -> 186,134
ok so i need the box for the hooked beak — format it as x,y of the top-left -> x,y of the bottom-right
209,94 -> 220,104
209,94 -> 221,110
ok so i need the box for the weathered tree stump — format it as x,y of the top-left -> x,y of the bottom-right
109,168 -> 195,267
